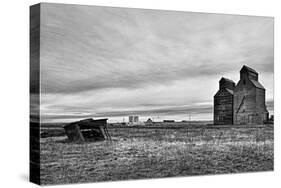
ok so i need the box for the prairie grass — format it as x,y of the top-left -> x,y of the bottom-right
40,124 -> 273,185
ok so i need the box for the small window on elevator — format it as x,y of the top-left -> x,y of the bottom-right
243,79 -> 246,85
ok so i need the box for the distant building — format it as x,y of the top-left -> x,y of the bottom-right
145,118 -> 154,126
214,65 -> 269,125
214,77 -> 236,125
163,120 -> 175,123
233,66 -> 268,124
128,115 -> 139,125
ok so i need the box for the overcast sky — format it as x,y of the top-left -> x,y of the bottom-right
39,3 -> 274,123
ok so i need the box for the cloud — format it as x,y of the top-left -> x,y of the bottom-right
39,3 -> 274,122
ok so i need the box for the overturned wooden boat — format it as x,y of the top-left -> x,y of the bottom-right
63,118 -> 111,142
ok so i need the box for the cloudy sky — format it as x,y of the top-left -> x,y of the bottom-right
39,3 -> 274,123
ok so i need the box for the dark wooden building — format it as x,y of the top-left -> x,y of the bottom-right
233,65 -> 268,124
214,77 -> 236,125
63,118 -> 111,142
145,118 -> 154,126
163,120 -> 175,123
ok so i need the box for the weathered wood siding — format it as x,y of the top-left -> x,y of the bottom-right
215,66 -> 268,125
64,124 -> 85,142
63,119 -> 110,142
256,88 -> 269,122
214,89 -> 233,125
233,78 -> 268,124
233,79 -> 256,124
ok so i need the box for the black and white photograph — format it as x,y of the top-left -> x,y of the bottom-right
30,2 -> 274,185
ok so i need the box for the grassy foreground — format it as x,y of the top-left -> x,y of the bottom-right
40,124 -> 273,185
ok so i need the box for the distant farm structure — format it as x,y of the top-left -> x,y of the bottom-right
63,118 -> 111,142
163,120 -> 175,123
214,65 -> 269,125
145,118 -> 154,126
128,115 -> 139,125
214,77 -> 236,125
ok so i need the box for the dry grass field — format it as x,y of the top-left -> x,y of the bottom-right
40,124 -> 273,185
